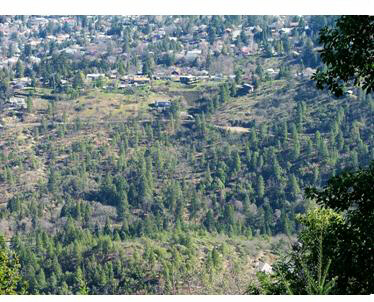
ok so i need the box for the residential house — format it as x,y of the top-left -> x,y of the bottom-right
180,75 -> 198,85
87,73 -> 106,80
243,83 -> 254,93
266,68 -> 278,76
8,97 -> 27,110
131,76 -> 150,85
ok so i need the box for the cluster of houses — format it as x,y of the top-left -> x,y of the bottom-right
1,15 -> 309,64
0,15 -> 319,102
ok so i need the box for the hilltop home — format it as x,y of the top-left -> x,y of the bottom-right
180,75 -> 198,85
87,73 -> 106,80
131,76 -> 150,85
8,97 -> 27,109
236,83 -> 254,96
243,83 -> 254,93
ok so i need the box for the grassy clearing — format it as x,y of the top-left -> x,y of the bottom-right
210,79 -> 296,127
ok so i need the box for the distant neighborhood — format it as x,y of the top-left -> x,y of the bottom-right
0,15 -> 326,90
0,15 -> 337,127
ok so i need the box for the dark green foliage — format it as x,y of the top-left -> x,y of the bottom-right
313,16 -> 374,96
204,210 -> 215,232
0,236 -> 26,294
305,163 -> 374,294
250,163 -> 374,295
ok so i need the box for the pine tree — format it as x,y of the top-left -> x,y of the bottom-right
273,158 -> 282,182
26,97 -> 32,113
15,60 -> 24,78
139,173 -> 152,208
313,166 -> 320,185
315,131 -> 322,149
319,140 -> 330,162
204,210 -> 215,232
257,175 -> 265,199
290,174 -> 301,199
306,137 -> 313,157
250,128 -> 258,149
282,120 -> 288,143
230,81 -> 237,97
146,156 -> 154,190
350,150 -> 359,168
75,267 -> 88,294
36,268 -> 47,292
117,193 -> 128,221
223,204 -> 235,227
204,164 -> 213,187
233,151 -> 241,174
103,218 -> 111,236
281,208 -> 291,236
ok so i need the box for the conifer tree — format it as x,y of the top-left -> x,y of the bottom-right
257,175 -> 265,199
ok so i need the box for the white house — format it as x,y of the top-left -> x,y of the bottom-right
8,97 -> 27,109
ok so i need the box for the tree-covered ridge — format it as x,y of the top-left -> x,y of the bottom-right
1,77 -> 372,293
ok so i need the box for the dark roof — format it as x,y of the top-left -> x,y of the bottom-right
154,101 -> 171,107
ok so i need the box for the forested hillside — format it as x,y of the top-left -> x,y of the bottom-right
0,15 -> 373,294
